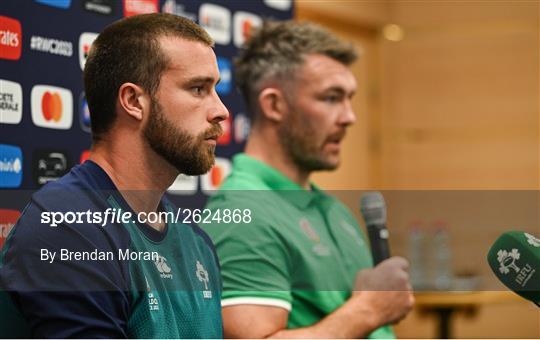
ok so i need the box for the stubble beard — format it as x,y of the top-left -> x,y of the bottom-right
278,107 -> 339,173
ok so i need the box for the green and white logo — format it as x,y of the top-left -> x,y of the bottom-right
196,260 -> 212,299
525,233 -> 540,247
497,249 -> 520,274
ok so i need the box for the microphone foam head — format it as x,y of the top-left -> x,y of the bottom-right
360,191 -> 387,225
487,231 -> 540,304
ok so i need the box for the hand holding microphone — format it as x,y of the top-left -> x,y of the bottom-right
353,257 -> 415,326
352,192 -> 414,327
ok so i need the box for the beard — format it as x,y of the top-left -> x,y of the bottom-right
278,106 -> 340,173
144,98 -> 222,176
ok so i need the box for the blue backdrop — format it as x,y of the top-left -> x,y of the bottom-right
0,0 -> 293,246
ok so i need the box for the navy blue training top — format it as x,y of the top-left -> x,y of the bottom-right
0,161 -> 222,338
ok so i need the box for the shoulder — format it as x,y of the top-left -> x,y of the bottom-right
4,165 -> 131,269
32,161 -> 112,212
187,222 -> 217,255
161,199 -> 220,266
317,190 -> 358,221
217,166 -> 269,191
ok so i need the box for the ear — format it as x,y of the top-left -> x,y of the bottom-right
258,87 -> 290,123
117,83 -> 150,121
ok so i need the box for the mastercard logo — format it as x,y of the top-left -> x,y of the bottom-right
31,85 -> 73,130
41,91 -> 63,121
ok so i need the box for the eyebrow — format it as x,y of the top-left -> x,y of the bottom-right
324,86 -> 356,97
184,76 -> 218,87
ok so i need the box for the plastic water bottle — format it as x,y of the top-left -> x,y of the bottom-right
433,222 -> 453,290
408,222 -> 426,290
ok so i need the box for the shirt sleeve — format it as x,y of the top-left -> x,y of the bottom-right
0,200 -> 131,338
204,195 -> 293,309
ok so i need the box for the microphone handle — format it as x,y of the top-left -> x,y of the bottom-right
367,223 -> 390,265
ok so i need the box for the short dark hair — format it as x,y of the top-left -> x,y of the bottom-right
234,20 -> 358,114
84,13 -> 213,143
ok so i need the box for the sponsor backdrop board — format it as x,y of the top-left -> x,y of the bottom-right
0,0 -> 293,243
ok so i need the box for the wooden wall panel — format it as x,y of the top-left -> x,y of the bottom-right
380,2 -> 539,189
297,1 -> 540,337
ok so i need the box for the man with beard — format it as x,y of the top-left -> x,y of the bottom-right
0,14 -> 227,338
203,21 -> 414,338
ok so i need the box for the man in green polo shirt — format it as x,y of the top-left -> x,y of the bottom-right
203,20 -> 414,338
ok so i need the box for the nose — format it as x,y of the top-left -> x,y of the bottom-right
209,92 -> 229,123
208,92 -> 229,123
338,99 -> 356,126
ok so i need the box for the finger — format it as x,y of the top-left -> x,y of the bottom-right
391,256 -> 410,270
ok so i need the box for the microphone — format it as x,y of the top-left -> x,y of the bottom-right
360,192 -> 390,265
487,231 -> 540,307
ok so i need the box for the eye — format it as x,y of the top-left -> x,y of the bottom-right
191,86 -> 204,95
323,95 -> 341,103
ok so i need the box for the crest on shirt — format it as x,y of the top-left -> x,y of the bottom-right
299,218 -> 330,256
196,260 -> 212,299
299,218 -> 319,242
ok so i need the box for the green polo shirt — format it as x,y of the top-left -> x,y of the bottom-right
203,154 -> 395,339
